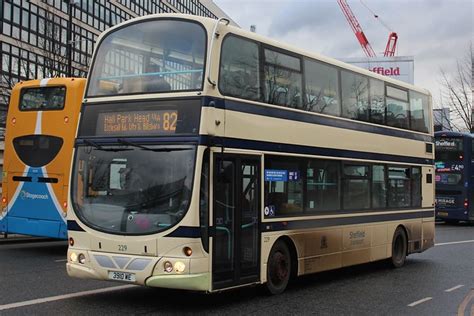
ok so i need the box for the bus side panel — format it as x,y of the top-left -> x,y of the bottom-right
422,220 -> 435,251
422,166 -> 435,208
261,218 -> 427,282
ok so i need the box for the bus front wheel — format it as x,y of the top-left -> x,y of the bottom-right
390,227 -> 408,268
266,240 -> 291,295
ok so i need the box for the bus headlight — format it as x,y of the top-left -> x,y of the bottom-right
164,261 -> 173,273
70,252 -> 78,263
174,261 -> 186,273
78,253 -> 86,264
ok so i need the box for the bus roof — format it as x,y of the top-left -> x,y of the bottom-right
95,13 -> 431,97
434,131 -> 474,138
12,78 -> 87,92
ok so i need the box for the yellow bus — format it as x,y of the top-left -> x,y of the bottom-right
0,78 -> 86,239
66,14 -> 434,294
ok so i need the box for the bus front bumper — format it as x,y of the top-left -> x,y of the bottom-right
67,262 -> 102,280
436,208 -> 471,221
66,249 -> 210,292
67,262 -> 209,291
145,273 -> 209,291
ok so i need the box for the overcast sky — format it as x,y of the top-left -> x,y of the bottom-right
214,0 -> 472,108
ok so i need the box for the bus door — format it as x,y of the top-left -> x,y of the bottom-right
212,154 -> 260,289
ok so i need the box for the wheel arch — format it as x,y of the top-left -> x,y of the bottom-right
276,235 -> 298,279
394,224 -> 409,255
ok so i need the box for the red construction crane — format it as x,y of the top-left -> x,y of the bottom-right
337,0 -> 398,57
337,0 -> 376,57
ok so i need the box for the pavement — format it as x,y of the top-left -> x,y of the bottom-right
0,222 -> 473,315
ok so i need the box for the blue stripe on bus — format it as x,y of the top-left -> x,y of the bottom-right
165,226 -> 201,238
201,136 -> 433,165
76,135 -> 432,165
202,97 -> 433,143
67,220 -> 85,232
165,210 -> 434,238
261,210 -> 434,232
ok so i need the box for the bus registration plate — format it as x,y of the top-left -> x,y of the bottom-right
108,271 -> 136,282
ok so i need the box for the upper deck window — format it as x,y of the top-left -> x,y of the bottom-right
303,59 -> 340,116
410,91 -> 430,133
87,19 -> 206,97
219,36 -> 261,101
386,86 -> 409,129
263,49 -> 303,108
341,71 -> 369,121
19,87 -> 66,111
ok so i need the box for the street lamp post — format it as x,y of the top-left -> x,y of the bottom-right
66,0 -> 80,77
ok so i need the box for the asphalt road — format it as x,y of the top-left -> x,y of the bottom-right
0,223 -> 473,315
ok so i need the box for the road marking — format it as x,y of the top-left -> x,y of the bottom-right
445,285 -> 464,292
0,285 -> 136,311
54,259 -> 68,262
408,297 -> 432,307
457,290 -> 474,316
436,240 -> 474,246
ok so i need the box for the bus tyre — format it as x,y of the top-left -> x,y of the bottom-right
390,227 -> 407,268
266,240 -> 291,295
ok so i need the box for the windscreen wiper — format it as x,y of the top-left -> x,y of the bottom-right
118,138 -> 153,151
83,139 -> 131,152
117,138 -> 192,152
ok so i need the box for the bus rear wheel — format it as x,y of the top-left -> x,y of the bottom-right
390,227 -> 408,268
266,240 -> 291,295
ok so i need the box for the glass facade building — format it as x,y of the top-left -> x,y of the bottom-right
0,0 -> 235,128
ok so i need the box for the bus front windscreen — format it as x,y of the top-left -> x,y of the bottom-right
72,144 -> 196,235
20,86 -> 66,111
86,19 -> 206,97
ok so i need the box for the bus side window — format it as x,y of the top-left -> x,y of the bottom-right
219,35 -> 261,101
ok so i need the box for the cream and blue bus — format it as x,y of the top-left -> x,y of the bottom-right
66,14 -> 434,294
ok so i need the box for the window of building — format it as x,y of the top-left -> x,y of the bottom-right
219,36 -> 260,101
303,59 -> 340,116
264,49 -> 303,108
343,165 -> 370,209
4,2 -> 12,21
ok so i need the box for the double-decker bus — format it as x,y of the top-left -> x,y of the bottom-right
0,78 -> 86,239
66,14 -> 434,294
435,131 -> 474,223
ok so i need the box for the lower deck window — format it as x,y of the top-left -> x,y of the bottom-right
264,155 -> 423,217
388,167 -> 411,207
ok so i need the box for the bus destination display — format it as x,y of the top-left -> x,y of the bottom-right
96,110 -> 178,136
435,138 -> 462,151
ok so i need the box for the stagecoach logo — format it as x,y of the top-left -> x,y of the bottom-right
20,190 -> 48,200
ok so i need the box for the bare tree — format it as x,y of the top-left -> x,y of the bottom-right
437,43 -> 473,132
